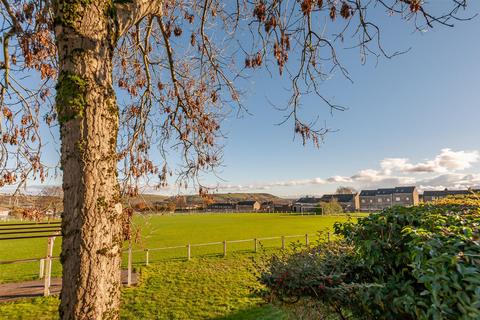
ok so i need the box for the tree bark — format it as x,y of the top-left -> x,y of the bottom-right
55,1 -> 123,319
53,0 -> 162,318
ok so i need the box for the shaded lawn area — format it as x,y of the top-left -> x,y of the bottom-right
0,253 -> 287,320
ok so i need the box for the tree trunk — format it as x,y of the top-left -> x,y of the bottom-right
54,1 -> 123,319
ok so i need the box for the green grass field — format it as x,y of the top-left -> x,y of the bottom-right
0,213 -> 363,319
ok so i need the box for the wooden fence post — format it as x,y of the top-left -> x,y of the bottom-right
305,234 -> 309,246
145,249 -> 149,266
327,232 -> 331,242
187,243 -> 191,260
281,236 -> 285,250
39,258 -> 45,279
127,242 -> 132,286
254,238 -> 257,253
223,240 -> 227,257
43,236 -> 55,297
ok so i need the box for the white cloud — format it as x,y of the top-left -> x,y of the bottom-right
6,148 -> 478,196
435,148 -> 479,171
379,148 -> 479,174
326,175 -> 353,183
212,148 -> 480,193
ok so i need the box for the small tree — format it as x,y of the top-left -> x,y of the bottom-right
318,199 -> 343,215
335,186 -> 357,194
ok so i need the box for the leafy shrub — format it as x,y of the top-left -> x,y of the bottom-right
259,196 -> 480,319
318,200 -> 343,215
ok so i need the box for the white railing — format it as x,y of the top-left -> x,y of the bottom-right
0,231 -> 332,296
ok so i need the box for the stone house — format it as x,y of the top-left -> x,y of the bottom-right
422,188 -> 479,202
273,203 -> 293,213
375,188 -> 396,210
292,197 -> 322,213
359,190 -> 377,212
237,201 -> 261,212
260,201 -> 274,212
393,186 -> 419,206
359,186 -> 419,211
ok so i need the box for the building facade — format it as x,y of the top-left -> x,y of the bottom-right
292,197 -> 322,213
237,201 -> 261,212
273,204 -> 293,212
359,186 -> 418,211
393,186 -> 419,206
359,190 -> 376,212
422,189 -> 479,202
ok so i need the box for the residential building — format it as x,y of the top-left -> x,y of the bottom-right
260,201 -> 274,212
273,203 -> 293,212
423,188 -> 479,202
359,190 -> 377,212
393,186 -> 419,207
292,197 -> 322,213
375,188 -> 396,210
359,186 -> 418,211
319,193 -> 360,212
237,200 -> 261,212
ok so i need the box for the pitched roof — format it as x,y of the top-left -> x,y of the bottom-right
237,200 -> 258,205
359,190 -> 376,197
394,186 -> 416,194
376,188 -> 396,195
320,194 -> 356,202
423,189 -> 478,197
295,197 -> 322,204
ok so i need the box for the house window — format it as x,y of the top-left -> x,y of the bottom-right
387,198 -> 390,202
369,199 -> 373,203
406,197 -> 410,201
395,197 -> 401,201
361,199 -> 365,203
378,198 -> 382,203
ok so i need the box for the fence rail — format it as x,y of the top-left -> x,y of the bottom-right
0,231 -> 331,297
0,222 -> 61,241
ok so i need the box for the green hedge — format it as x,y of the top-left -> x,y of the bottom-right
259,196 -> 480,319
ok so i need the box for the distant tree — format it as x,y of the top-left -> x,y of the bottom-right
38,186 -> 63,215
40,186 -> 63,198
336,186 -> 357,194
0,0 -> 474,318
318,199 -> 343,215
174,195 -> 187,209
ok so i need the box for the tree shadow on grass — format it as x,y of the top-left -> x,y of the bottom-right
212,304 -> 287,320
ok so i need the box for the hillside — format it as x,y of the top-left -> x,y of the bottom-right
0,192 -> 290,210
181,193 -> 290,205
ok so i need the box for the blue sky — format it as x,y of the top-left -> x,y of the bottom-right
193,4 -> 480,197
3,3 -> 480,198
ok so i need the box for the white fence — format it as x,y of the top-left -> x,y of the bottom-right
0,231 -> 332,297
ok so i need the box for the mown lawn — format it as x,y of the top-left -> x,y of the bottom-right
0,213 -> 361,283
0,213 -> 364,319
0,253 -> 286,320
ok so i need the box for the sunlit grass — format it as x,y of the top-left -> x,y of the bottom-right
0,213 -> 365,319
0,213 -> 362,283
